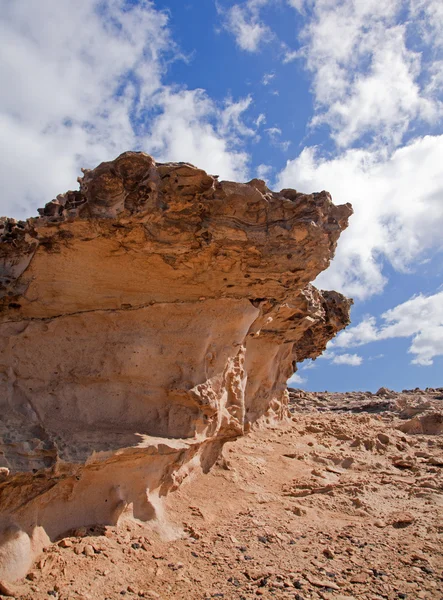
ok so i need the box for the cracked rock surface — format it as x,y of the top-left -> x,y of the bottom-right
0,152 -> 352,582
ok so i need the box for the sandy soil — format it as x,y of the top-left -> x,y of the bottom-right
3,389 -> 442,600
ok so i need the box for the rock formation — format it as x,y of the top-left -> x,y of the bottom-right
0,152 -> 352,581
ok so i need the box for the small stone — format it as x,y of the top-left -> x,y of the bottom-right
374,520 -> 385,528
377,433 -> 390,445
0,580 -> 17,597
73,527 -> 88,538
83,544 -> 95,557
306,575 -> 339,590
323,548 -> 335,559
391,512 -> 415,528
58,539 -> 73,548
350,572 -> 368,584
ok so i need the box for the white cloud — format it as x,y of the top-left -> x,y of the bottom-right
282,48 -> 300,64
218,95 -> 257,140
333,291 -> 443,366
256,164 -> 273,179
287,372 -> 306,386
0,0 -> 255,219
300,360 -> 316,370
287,0 -> 306,11
315,349 -> 362,366
265,127 -> 291,151
288,0 -> 442,148
277,135 -> 443,299
368,354 -> 384,361
144,89 -> 251,181
410,0 -> 443,48
333,317 -> 379,348
255,113 -> 266,127
266,127 -> 282,137
330,353 -> 363,366
262,72 -> 275,85
220,0 -> 272,53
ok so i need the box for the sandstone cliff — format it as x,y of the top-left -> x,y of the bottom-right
0,152 -> 352,582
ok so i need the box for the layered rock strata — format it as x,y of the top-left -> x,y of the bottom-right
0,152 -> 352,581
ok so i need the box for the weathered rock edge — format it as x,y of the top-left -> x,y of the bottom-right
0,152 -> 352,581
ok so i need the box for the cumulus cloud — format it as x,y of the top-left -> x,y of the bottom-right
277,135 -> 443,298
315,349 -> 363,366
256,164 -> 273,179
333,291 -> 443,366
219,0 -> 272,52
287,0 -> 442,148
144,89 -> 251,181
0,0 -> 255,219
287,372 -> 306,386
330,353 -> 363,366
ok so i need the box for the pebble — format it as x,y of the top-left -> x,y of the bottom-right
306,575 -> 339,590
83,544 -> 95,557
374,520 -> 385,528
350,572 -> 368,584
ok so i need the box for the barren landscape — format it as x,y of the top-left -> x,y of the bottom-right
1,387 -> 442,600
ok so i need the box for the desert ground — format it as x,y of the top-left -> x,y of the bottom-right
3,388 -> 442,600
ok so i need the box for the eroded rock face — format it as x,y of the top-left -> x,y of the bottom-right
0,152 -> 352,581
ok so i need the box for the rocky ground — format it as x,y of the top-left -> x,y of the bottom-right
2,388 -> 442,600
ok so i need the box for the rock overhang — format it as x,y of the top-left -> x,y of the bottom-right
0,151 -> 353,582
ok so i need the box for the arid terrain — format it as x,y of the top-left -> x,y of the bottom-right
2,387 -> 442,600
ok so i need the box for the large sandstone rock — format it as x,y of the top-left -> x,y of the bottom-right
0,152 -> 352,581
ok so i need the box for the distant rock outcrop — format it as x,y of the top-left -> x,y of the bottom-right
0,152 -> 352,581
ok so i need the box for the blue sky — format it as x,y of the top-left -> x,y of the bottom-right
1,0 -> 442,391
